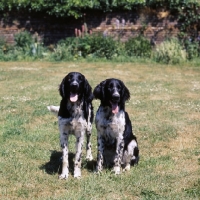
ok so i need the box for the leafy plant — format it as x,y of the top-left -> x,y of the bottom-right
125,35 -> 152,58
79,34 -> 120,59
14,31 -> 34,50
153,38 -> 187,64
0,36 -> 14,56
51,43 -> 74,61
0,0 -> 146,18
56,34 -> 120,60
178,34 -> 200,60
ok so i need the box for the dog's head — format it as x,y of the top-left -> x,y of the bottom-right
93,78 -> 130,113
59,72 -> 93,103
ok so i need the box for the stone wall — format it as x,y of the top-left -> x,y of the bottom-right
0,8 -> 180,45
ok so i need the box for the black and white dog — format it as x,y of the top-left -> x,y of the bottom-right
48,72 -> 93,179
93,78 -> 139,174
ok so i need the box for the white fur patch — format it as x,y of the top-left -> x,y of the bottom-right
95,106 -> 125,139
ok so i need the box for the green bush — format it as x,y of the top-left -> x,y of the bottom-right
54,34 -> 120,60
14,31 -> 47,59
14,31 -> 34,50
183,39 -> 199,60
153,38 -> 187,64
51,43 -> 74,61
0,31 -> 48,61
51,37 -> 78,61
83,34 -> 120,59
125,35 -> 152,58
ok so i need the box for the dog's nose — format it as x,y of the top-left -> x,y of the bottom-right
71,82 -> 79,90
112,93 -> 120,101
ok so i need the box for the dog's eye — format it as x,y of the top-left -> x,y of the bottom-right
117,85 -> 121,90
78,75 -> 82,81
109,83 -> 114,89
68,75 -> 73,82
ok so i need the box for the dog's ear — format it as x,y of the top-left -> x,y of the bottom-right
93,80 -> 106,100
59,77 -> 66,98
83,78 -> 93,102
121,82 -> 130,102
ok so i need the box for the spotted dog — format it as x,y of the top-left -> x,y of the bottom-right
93,78 -> 139,174
48,72 -> 93,179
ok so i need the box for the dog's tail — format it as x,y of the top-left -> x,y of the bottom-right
47,105 -> 59,116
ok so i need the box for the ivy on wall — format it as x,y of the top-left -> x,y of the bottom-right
0,1 -> 199,18
0,0 -> 199,38
0,0 -> 145,18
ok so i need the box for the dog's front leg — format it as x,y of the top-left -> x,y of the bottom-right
59,132 -> 69,179
86,130 -> 93,161
74,133 -> 84,178
113,136 -> 124,175
96,135 -> 105,173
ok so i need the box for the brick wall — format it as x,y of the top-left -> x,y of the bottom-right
0,8 -> 180,45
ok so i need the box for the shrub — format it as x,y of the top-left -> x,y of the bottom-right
0,37 -> 18,61
183,39 -> 199,60
51,37 -> 78,61
51,43 -> 74,61
153,38 -> 187,64
125,35 -> 152,58
13,31 -> 47,60
53,34 -> 120,60
14,31 -> 33,50
76,34 -> 120,59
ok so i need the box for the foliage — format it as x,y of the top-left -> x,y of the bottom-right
0,36 -> 7,54
0,0 -> 199,18
0,0 -> 146,18
13,31 -> 47,59
0,29 -> 199,63
80,34 -> 120,59
153,38 -> 187,64
14,31 -> 34,50
125,35 -> 152,58
52,34 -> 121,60
51,39 -> 75,61
146,1 -> 200,38
182,38 -> 200,60
0,31 -> 49,61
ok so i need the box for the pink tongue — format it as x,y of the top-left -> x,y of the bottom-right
70,93 -> 78,102
111,103 -> 119,114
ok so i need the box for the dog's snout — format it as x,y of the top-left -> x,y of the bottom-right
71,81 -> 79,90
112,93 -> 120,101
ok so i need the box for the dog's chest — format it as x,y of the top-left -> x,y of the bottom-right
95,106 -> 125,140
59,102 -> 88,133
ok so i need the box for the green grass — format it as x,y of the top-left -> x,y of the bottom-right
0,61 -> 199,200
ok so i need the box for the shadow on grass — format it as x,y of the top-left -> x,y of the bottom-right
40,150 -> 96,175
40,150 -> 74,175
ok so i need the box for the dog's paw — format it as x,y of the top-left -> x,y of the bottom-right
86,154 -> 93,161
74,167 -> 81,178
112,166 -> 121,175
59,173 -> 69,180
123,164 -> 130,172
94,169 -> 102,176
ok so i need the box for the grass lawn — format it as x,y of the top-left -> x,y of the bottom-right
0,61 -> 199,200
